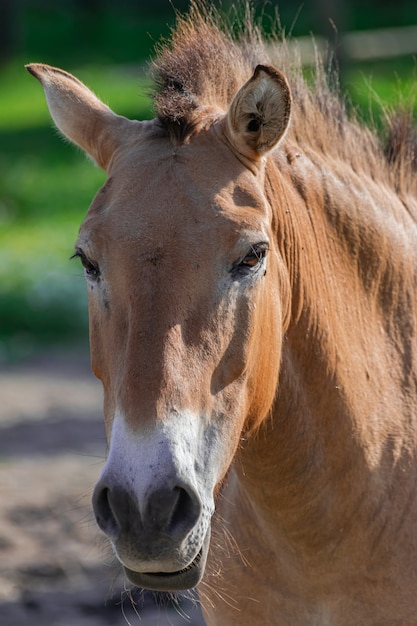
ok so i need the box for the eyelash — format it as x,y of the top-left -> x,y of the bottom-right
71,249 -> 101,280
232,242 -> 269,276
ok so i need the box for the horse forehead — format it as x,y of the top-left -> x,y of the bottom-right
121,124 -> 266,197
89,144 -> 267,241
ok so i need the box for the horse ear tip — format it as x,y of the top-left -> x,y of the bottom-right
26,63 -> 55,81
26,63 -> 42,80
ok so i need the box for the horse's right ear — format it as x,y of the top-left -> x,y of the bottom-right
26,63 -> 137,171
225,65 -> 291,162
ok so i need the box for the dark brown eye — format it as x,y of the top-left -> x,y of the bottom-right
232,242 -> 269,277
71,248 -> 101,280
241,245 -> 266,267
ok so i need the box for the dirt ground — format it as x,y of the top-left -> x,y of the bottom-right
0,348 -> 206,626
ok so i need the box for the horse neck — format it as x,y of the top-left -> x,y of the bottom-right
235,146 -> 417,552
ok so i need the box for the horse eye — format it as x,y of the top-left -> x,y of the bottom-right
233,243 -> 269,276
71,249 -> 101,280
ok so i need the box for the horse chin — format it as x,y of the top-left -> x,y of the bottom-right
123,530 -> 210,592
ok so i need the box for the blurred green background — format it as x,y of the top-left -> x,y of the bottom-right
1,0 -> 417,362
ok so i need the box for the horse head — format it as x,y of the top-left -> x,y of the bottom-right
28,62 -> 291,591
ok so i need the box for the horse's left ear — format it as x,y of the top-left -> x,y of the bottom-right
225,65 -> 291,161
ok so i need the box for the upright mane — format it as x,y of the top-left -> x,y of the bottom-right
152,1 -> 417,200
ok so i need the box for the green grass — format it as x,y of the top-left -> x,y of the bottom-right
2,7 -> 417,361
345,56 -> 417,122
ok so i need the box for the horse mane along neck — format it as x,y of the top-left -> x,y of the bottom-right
152,2 -> 417,201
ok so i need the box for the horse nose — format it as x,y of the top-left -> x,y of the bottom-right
92,479 -> 202,542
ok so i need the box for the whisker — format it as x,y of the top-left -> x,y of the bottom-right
199,580 -> 240,612
196,587 -> 215,610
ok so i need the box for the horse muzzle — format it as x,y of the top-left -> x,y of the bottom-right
92,479 -> 211,590
92,411 -> 215,591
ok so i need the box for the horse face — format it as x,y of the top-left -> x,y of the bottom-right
28,63 -> 291,590
80,128 -> 288,589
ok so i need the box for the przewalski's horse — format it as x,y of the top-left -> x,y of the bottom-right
27,3 -> 417,624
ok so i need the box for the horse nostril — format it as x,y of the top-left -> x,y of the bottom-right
92,483 -> 121,541
170,486 -> 201,535
147,485 -> 202,540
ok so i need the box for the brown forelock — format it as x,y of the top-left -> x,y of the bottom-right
152,2 -> 266,142
151,2 -> 417,199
